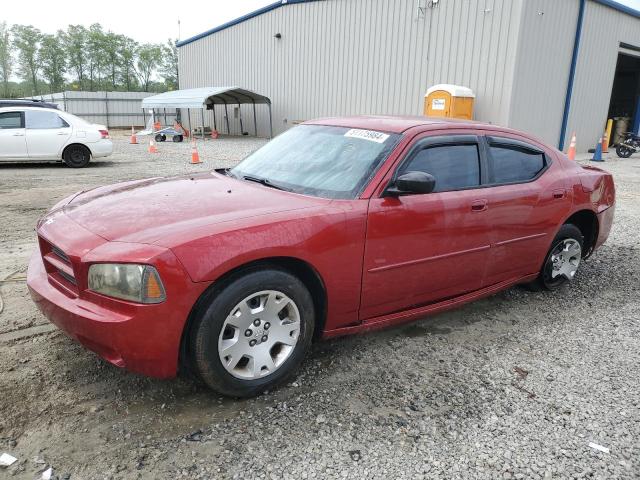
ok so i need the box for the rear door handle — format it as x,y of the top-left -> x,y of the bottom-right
471,199 -> 488,212
12,132 -> 24,136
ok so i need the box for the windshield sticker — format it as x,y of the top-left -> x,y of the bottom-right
344,129 -> 390,143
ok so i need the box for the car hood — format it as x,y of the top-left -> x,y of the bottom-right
63,172 -> 327,245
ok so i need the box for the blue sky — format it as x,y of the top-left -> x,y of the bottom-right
2,0 -> 640,44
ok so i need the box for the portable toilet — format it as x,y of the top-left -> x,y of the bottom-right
424,84 -> 475,120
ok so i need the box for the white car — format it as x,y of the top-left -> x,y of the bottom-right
0,106 -> 113,167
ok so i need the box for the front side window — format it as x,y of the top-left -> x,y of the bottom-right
0,112 -> 23,129
400,144 -> 481,192
25,110 -> 69,129
231,125 -> 400,199
488,145 -> 545,184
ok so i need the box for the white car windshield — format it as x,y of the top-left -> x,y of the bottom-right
231,125 -> 400,199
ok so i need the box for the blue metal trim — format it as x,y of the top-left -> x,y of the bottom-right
592,0 -> 640,19
559,0 -> 587,151
176,0 -> 324,47
633,95 -> 640,134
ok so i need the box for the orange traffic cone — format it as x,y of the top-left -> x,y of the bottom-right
190,139 -> 201,164
210,130 -> 219,140
148,138 -> 158,154
602,129 -> 609,154
567,132 -> 577,161
153,120 -> 161,131
130,126 -> 138,144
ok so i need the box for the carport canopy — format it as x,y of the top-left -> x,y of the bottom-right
141,87 -> 273,137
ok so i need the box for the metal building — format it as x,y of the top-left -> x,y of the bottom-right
177,0 -> 640,151
26,91 -> 158,128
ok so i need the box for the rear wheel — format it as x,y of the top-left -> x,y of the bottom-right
189,269 -> 315,397
616,144 -> 633,158
528,224 -> 584,291
63,145 -> 91,168
172,135 -> 183,143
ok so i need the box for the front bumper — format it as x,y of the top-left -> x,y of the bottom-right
27,241 -> 207,379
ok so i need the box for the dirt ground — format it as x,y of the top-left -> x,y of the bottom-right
0,133 -> 638,479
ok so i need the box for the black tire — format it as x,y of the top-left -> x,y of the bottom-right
172,135 -> 183,143
616,144 -> 633,158
62,145 -> 91,168
155,133 -> 164,142
527,224 -> 584,291
189,268 -> 315,397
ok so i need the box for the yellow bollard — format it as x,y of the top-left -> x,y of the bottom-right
603,119 -> 613,153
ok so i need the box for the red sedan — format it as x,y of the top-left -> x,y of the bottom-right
27,116 -> 615,397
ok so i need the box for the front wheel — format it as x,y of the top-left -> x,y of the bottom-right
616,144 -> 634,158
189,269 -> 315,397
528,224 -> 584,291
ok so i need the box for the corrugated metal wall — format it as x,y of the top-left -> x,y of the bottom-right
567,1 -> 640,151
178,0 -> 524,136
178,0 -> 640,149
28,91 -> 155,128
508,0 -> 580,146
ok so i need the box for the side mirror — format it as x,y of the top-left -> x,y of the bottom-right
386,171 -> 436,196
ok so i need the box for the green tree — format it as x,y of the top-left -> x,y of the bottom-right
39,31 -> 66,93
135,43 -> 162,92
87,23 -> 107,90
0,22 -> 12,97
119,36 -> 138,91
102,32 -> 123,90
64,25 -> 88,88
11,25 -> 42,96
160,39 -> 178,90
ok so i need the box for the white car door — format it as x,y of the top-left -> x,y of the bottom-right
25,110 -> 72,159
0,111 -> 28,160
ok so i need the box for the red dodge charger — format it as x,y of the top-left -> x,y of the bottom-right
27,116 -> 615,396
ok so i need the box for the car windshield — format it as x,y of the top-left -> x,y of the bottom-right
231,125 -> 400,199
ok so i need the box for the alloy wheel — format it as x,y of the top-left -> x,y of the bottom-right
547,238 -> 582,282
217,290 -> 301,380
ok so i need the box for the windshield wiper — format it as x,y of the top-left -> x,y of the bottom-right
241,175 -> 292,192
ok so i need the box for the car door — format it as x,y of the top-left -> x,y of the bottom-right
0,111 -> 27,160
480,135 -> 572,286
360,134 -> 492,320
25,110 -> 72,159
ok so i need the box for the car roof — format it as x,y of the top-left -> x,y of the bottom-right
0,99 -> 59,109
0,105 -> 62,113
304,115 -> 491,134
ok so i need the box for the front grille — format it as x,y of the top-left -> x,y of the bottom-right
51,245 -> 70,264
38,236 -> 79,296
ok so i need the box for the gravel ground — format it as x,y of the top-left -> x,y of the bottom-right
0,133 -> 638,480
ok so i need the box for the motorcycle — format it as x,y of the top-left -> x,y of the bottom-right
616,131 -> 640,158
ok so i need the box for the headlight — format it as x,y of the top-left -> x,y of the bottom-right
88,264 -> 166,304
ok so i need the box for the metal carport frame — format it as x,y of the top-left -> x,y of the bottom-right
141,87 -> 273,139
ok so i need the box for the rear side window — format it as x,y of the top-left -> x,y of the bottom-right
488,145 -> 546,184
0,112 -> 23,129
401,144 -> 481,192
25,110 -> 69,129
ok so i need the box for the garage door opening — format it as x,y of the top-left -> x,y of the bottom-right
607,50 -> 640,143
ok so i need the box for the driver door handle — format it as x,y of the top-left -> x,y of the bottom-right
471,199 -> 488,212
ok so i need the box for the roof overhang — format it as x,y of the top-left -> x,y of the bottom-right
141,87 -> 271,109
176,0 -> 325,47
